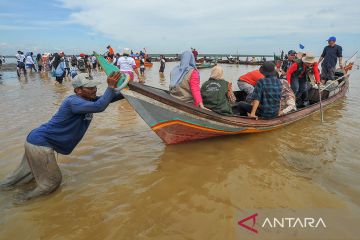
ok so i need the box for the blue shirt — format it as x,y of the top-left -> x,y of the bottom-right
321,45 -> 342,68
27,88 -> 123,155
55,61 -> 65,77
252,76 -> 282,119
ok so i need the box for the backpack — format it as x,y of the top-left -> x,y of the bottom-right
77,58 -> 86,71
71,56 -> 77,66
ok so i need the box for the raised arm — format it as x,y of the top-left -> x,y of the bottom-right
71,87 -> 115,114
71,71 -> 121,113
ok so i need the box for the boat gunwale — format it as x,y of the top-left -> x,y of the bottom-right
127,79 -> 349,128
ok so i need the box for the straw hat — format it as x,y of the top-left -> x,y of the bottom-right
302,53 -> 317,64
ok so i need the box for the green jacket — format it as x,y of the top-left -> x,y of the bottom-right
201,78 -> 233,115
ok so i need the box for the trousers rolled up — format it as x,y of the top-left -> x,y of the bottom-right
237,81 -> 255,102
0,141 -> 62,200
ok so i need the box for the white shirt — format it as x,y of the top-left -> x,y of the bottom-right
117,56 -> 136,72
16,54 -> 25,62
25,55 -> 34,65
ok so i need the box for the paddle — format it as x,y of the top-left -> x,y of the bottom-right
318,83 -> 324,122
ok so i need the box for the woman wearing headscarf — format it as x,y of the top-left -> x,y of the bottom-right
169,51 -> 207,109
200,66 -> 236,115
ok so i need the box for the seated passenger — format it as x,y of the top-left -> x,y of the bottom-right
279,79 -> 296,116
237,69 -> 264,102
200,66 -> 236,115
170,51 -> 207,110
237,62 -> 282,119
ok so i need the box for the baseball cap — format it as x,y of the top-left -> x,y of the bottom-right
327,36 -> 336,42
288,50 -> 297,55
72,73 -> 101,88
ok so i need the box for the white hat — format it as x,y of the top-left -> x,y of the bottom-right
122,48 -> 131,55
72,73 -> 101,88
302,53 -> 317,64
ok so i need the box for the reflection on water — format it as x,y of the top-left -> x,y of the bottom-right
0,63 -> 359,239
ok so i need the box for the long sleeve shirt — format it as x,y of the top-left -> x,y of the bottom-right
25,56 -> 34,65
286,62 -> 320,84
189,70 -> 202,106
27,88 -> 123,155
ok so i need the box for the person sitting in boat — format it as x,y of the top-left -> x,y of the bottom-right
116,48 -> 141,83
169,51 -> 208,110
200,66 -> 236,115
237,62 -> 282,119
237,69 -> 264,102
274,56 -> 285,77
279,79 -> 296,116
286,53 -> 320,107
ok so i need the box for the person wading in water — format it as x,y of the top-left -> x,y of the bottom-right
0,72 -> 124,201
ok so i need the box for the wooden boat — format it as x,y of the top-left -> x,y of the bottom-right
96,53 -> 352,145
238,60 -> 264,66
121,74 -> 349,144
196,62 -> 216,69
135,59 -> 153,68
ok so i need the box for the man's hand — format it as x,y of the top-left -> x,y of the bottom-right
107,71 -> 120,89
247,112 -> 258,120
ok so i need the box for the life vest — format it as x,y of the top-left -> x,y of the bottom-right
201,78 -> 233,115
292,59 -> 305,77
239,70 -> 264,86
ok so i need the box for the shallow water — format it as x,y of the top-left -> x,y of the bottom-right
0,63 -> 359,239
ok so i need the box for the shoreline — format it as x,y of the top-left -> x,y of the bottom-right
0,63 -> 17,71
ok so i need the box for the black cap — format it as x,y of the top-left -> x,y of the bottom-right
288,50 -> 297,55
259,61 -> 277,77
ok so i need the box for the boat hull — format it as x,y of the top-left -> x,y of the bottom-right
135,59 -> 153,68
122,89 -> 276,144
121,79 -> 348,144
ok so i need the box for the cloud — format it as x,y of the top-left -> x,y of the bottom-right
58,0 -> 360,53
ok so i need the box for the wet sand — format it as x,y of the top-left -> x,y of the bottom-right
0,63 -> 359,239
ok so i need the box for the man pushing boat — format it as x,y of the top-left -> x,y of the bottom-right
0,72 -> 124,201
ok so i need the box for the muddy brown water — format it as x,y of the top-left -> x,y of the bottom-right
0,63 -> 359,239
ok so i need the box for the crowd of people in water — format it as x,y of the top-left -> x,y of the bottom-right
169,36 -> 345,120
14,50 -> 100,83
11,45 -> 167,85
0,36 -> 348,201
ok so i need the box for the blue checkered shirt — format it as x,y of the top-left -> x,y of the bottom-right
252,76 -> 282,119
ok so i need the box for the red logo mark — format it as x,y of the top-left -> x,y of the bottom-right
238,213 -> 258,233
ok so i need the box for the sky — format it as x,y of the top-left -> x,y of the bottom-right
0,0 -> 359,56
